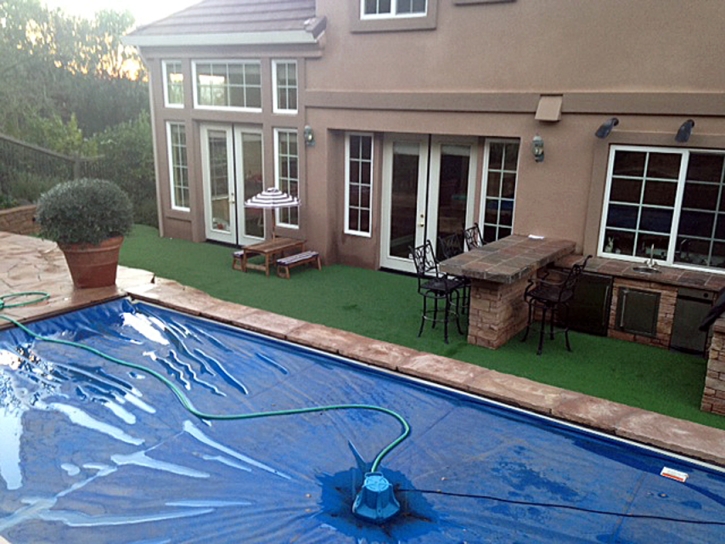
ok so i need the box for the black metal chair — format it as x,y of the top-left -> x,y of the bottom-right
463,223 -> 484,250
522,255 -> 592,355
410,240 -> 466,343
437,232 -> 470,317
437,232 -> 464,261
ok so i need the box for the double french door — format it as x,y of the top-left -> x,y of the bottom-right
380,134 -> 478,273
200,124 -> 265,245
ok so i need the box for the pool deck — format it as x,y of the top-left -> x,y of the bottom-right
3,231 -> 725,468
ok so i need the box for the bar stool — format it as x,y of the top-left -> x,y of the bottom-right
410,240 -> 466,343
522,255 -> 591,355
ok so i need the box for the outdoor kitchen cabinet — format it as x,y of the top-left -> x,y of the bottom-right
670,287 -> 713,355
615,287 -> 660,338
567,272 -> 613,336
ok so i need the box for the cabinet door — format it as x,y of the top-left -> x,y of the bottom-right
567,272 -> 613,336
615,288 -> 660,337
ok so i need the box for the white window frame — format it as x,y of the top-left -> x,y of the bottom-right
479,139 -> 520,243
361,0 -> 428,19
274,128 -> 300,229
162,60 -> 184,108
599,145 -> 725,272
166,122 -> 190,211
272,60 -> 298,114
345,133 -> 374,237
192,60 -> 262,112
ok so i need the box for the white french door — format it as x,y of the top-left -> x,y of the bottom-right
200,124 -> 265,245
380,134 -> 477,273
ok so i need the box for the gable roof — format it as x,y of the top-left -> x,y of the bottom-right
124,0 -> 325,48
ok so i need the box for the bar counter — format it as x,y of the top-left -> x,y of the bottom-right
439,234 -> 576,349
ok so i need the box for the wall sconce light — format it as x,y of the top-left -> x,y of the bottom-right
531,134 -> 544,162
595,117 -> 619,139
675,119 -> 695,143
304,125 -> 315,147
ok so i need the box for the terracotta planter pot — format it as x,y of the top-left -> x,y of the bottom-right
58,236 -> 124,289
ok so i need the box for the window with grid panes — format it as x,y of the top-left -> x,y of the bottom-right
273,61 -> 297,113
345,134 -> 373,236
362,0 -> 427,17
481,140 -> 519,243
167,122 -> 189,210
275,129 -> 299,227
163,61 -> 184,107
194,61 -> 261,110
601,146 -> 725,270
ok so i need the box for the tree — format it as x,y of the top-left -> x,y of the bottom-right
90,111 -> 157,226
0,0 -> 155,217
0,0 -> 148,149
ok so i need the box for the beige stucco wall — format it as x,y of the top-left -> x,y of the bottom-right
302,0 -> 725,267
313,0 -> 725,93
137,0 -> 725,270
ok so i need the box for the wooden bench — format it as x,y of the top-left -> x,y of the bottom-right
276,250 -> 321,279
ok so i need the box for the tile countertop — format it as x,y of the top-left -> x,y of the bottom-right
556,254 -> 725,293
439,234 -> 576,284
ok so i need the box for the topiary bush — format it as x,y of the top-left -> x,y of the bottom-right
36,178 -> 133,246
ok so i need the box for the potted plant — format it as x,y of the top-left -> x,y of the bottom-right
36,178 -> 133,289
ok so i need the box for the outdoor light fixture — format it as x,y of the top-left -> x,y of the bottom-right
304,125 -> 315,147
595,117 -> 619,139
675,119 -> 695,143
531,134 -> 544,162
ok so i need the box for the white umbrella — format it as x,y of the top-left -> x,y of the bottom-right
245,187 -> 300,238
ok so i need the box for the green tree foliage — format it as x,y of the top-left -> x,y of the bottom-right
0,0 -> 149,148
65,74 -> 149,137
0,0 -> 156,225
90,111 -> 157,226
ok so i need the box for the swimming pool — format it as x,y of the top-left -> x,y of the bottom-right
1,298 -> 724,542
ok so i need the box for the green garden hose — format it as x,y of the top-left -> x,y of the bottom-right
0,291 -> 410,473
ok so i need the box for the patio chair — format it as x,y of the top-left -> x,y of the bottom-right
437,232 -> 470,316
437,232 -> 464,260
521,255 -> 592,355
463,223 -> 485,250
410,240 -> 466,343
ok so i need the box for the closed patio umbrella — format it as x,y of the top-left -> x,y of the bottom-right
244,187 -> 300,238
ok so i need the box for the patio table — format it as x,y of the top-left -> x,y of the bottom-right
240,237 -> 306,277
439,234 -> 576,348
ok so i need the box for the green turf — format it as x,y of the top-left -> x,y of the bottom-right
119,225 -> 725,431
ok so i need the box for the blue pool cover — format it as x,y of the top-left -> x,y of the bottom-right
1,299 -> 725,543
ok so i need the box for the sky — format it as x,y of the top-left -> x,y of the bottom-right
43,0 -> 200,27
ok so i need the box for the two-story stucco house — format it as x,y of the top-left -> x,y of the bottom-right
125,0 -> 725,276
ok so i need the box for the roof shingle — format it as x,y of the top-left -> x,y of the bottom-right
129,0 -> 318,38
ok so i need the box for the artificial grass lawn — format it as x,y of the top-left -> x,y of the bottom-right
120,225 -> 725,431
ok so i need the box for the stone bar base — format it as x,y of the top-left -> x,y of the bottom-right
703,318 -> 725,415
468,275 -> 531,349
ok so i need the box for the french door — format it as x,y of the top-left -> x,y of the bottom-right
380,134 -> 478,272
200,124 -> 265,245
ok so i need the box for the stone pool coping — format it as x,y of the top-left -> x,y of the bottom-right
2,231 -> 725,468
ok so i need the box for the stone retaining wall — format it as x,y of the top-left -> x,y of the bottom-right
703,318 -> 725,415
0,205 -> 38,235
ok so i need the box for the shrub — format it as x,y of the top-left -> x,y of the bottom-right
0,193 -> 18,210
35,178 -> 133,245
2,169 -> 62,205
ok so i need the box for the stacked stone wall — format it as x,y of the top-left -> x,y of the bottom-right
607,278 -> 677,349
0,205 -> 38,236
703,320 -> 725,416
467,276 -> 530,349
